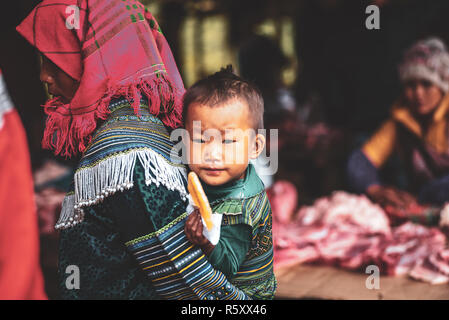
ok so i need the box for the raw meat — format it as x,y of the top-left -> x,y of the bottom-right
295,191 -> 391,235
378,222 -> 446,276
267,180 -> 297,224
273,191 -> 392,271
271,188 -> 449,284
409,259 -> 449,285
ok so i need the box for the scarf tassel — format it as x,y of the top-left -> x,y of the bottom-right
42,73 -> 183,157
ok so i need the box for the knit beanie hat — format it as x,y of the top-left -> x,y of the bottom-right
399,37 -> 449,93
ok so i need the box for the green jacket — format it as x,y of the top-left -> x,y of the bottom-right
204,164 -> 277,300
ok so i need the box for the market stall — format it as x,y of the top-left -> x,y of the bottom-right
270,182 -> 449,299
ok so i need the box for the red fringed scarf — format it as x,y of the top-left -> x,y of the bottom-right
17,0 -> 185,157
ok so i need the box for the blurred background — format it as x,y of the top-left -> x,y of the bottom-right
2,0 -> 449,299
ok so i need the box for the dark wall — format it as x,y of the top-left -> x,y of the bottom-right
294,0 -> 449,135
0,1 -> 49,169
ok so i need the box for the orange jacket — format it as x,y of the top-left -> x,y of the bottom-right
362,94 -> 449,168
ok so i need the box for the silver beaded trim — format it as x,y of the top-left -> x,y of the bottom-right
55,194 -> 85,230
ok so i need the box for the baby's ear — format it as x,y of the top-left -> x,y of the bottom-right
249,132 -> 266,160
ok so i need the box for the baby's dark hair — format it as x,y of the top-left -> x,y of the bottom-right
183,65 -> 264,130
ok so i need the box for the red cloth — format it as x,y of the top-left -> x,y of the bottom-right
17,0 -> 185,157
0,109 -> 47,300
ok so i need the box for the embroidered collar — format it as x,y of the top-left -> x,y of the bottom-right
202,164 -> 265,205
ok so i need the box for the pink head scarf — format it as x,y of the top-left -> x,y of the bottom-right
17,0 -> 185,157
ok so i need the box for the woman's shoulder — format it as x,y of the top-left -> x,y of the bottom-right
79,99 -> 178,169
69,99 -> 188,216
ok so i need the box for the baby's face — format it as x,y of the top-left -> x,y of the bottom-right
185,99 -> 264,186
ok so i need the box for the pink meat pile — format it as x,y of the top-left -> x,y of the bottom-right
269,182 -> 449,284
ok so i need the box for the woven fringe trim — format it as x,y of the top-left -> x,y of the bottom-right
55,194 -> 85,230
55,148 -> 188,230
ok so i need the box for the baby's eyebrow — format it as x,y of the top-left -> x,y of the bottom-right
193,127 -> 239,133
220,127 -> 239,131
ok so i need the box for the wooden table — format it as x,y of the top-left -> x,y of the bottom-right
274,263 -> 449,300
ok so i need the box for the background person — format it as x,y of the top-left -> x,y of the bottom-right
347,38 -> 449,208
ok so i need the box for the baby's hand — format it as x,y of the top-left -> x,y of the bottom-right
184,209 -> 215,255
